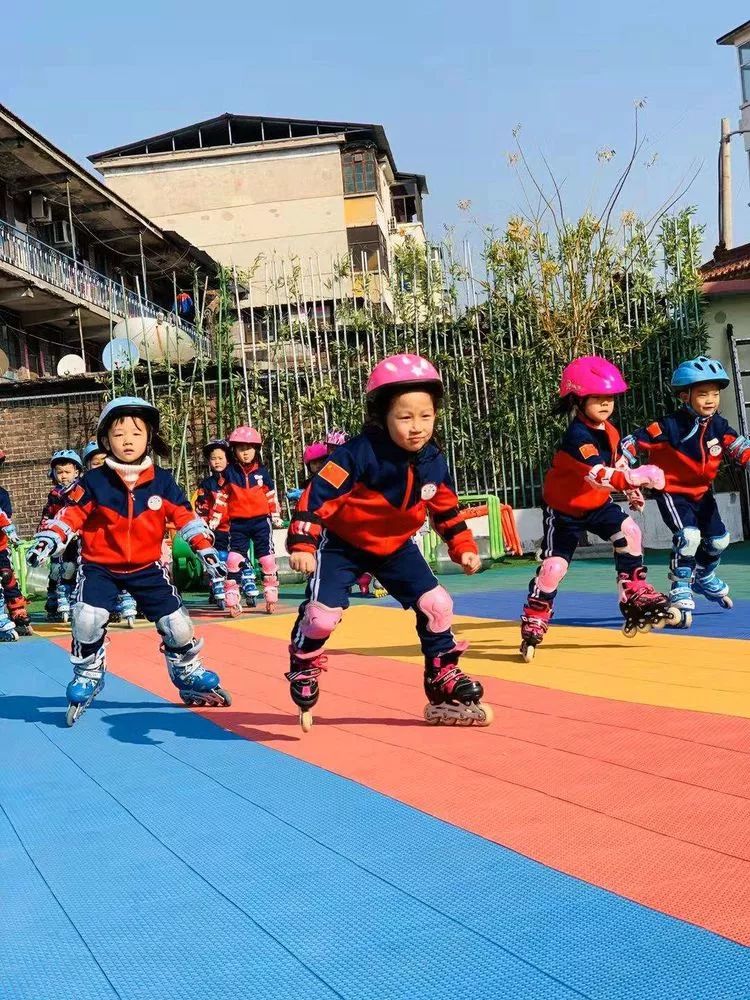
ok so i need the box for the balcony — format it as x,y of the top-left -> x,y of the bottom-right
0,218 -> 209,359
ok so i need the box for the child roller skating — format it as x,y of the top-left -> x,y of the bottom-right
40,450 -> 84,624
84,441 -> 138,626
287,353 -> 490,732
0,461 -> 32,636
622,356 -> 750,628
26,397 -> 231,727
520,356 -> 675,661
221,427 -> 283,616
195,439 -> 234,609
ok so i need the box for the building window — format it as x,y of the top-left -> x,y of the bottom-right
740,44 -> 750,103
347,225 -> 389,275
391,183 -> 420,224
342,147 -> 378,195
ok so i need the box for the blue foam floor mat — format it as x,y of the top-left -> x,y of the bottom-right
1,639 -> 749,999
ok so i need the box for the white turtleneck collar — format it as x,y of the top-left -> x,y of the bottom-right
105,454 -> 153,488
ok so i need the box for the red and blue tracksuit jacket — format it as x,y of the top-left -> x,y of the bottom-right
543,416 -> 631,517
622,410 -> 750,500
44,464 -> 210,572
287,428 -> 478,562
0,487 -> 12,554
195,474 -> 230,533
219,461 -> 280,522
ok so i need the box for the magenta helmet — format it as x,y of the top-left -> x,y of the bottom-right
366,354 -> 443,397
559,356 -> 628,398
228,425 -> 262,446
303,442 -> 328,464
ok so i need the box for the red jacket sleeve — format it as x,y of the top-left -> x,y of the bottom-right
287,448 -> 358,553
426,467 -> 479,563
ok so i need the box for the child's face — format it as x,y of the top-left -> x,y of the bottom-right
583,395 -> 615,424
308,457 -> 327,476
87,453 -> 106,470
386,391 -> 436,452
682,383 -> 721,417
106,416 -> 149,463
52,462 -> 79,487
208,448 -> 228,473
234,444 -> 256,465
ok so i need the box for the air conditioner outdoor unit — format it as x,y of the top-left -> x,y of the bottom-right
47,220 -> 73,247
30,192 -> 52,222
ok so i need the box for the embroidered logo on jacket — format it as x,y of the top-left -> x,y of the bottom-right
647,422 -> 662,438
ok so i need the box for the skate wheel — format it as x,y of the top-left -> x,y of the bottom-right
474,704 -> 494,727
423,704 -> 442,725
622,622 -> 637,639
126,617 -> 135,629
300,709 -> 314,733
265,603 -> 276,615
248,597 -> 257,608
216,687 -> 232,707
62,612 -> 70,624
217,600 -> 225,612
520,642 -> 535,663
637,621 -> 652,633
66,703 -> 83,727
721,597 -> 733,609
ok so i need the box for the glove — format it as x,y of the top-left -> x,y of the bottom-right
287,488 -> 303,503
4,523 -> 20,548
271,515 -> 285,529
208,512 -> 222,531
26,533 -> 59,568
198,547 -> 228,581
626,489 -> 645,512
623,464 -> 665,491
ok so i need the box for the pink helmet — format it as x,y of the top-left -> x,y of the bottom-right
325,430 -> 348,448
366,353 -> 443,396
227,425 -> 262,446
559,356 -> 628,397
303,442 -> 328,464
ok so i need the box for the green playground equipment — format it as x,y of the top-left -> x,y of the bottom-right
422,493 -> 505,569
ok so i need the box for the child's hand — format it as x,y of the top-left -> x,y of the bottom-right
290,551 -> 316,575
461,551 -> 481,575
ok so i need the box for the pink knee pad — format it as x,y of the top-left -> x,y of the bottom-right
300,600 -> 343,640
417,585 -> 453,634
259,554 -> 278,577
612,517 -> 643,556
536,556 -> 569,593
227,552 -> 245,573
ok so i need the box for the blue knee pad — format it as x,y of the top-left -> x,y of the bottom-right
697,531 -> 730,574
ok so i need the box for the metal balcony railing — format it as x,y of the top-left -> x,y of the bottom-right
0,218 -> 211,359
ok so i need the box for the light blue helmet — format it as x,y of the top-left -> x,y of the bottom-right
82,440 -> 106,464
50,449 -> 83,472
670,356 -> 730,391
97,396 -> 160,449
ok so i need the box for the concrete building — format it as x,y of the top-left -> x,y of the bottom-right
89,114 -> 429,317
0,102 -> 215,381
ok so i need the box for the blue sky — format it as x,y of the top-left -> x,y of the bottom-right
2,1 -> 750,256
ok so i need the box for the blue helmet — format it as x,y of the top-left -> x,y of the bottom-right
50,449 -> 83,472
670,356 -> 730,391
97,396 -> 160,449
82,440 -> 106,464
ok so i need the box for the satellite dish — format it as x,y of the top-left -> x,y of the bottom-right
57,354 -> 86,377
0,349 -> 8,377
102,338 -> 140,372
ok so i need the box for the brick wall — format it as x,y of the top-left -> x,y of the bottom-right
0,391 -> 105,536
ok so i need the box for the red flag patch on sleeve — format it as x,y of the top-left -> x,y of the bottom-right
68,484 -> 85,503
579,443 -> 598,459
647,422 -> 662,439
318,461 -> 349,489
